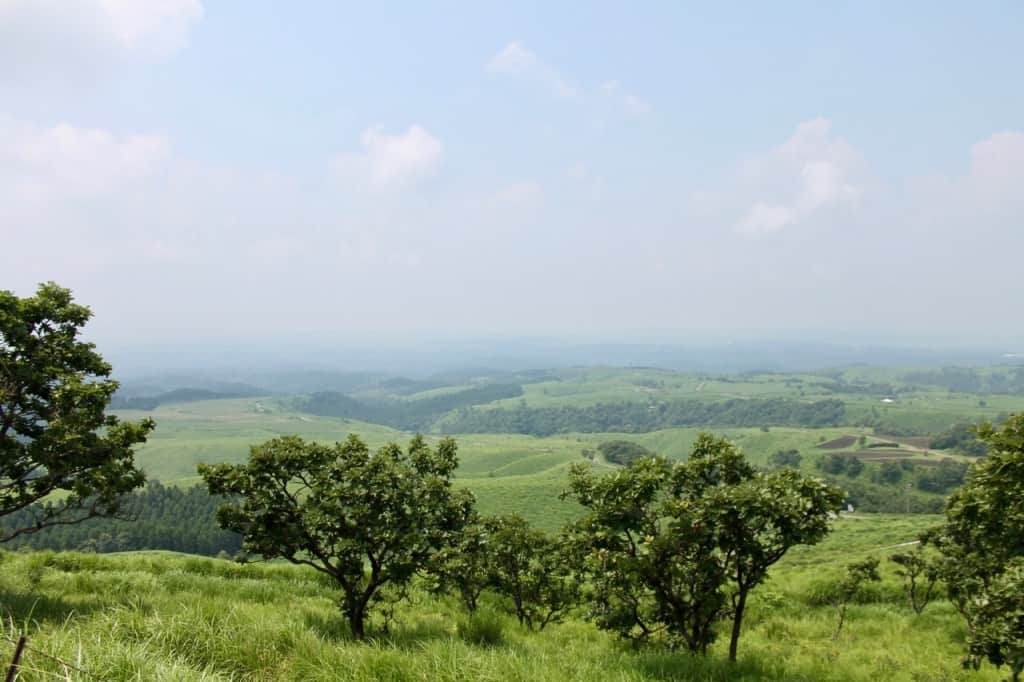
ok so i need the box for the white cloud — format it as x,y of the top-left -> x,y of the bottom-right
967,131 -> 1024,205
735,118 -> 862,234
486,41 -> 578,99
97,0 -> 204,53
0,117 -> 169,201
600,80 -> 651,116
491,181 -> 542,207
0,0 -> 203,76
330,125 -> 443,191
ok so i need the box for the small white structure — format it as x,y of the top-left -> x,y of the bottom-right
881,398 -> 895,404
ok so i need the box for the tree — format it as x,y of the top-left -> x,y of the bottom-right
597,440 -> 654,467
684,437 -> 844,661
832,557 -> 881,638
925,414 -> 1024,677
890,546 -> 938,615
485,514 -> 577,630
428,516 -> 492,614
565,434 -> 842,660
876,461 -> 904,484
199,434 -> 474,639
563,456 -> 726,652
0,283 -> 154,542
768,449 -> 801,469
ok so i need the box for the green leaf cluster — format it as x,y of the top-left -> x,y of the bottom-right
563,433 -> 843,660
199,433 -> 474,639
1,283 -> 153,542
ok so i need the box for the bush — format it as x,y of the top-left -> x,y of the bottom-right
457,609 -> 505,646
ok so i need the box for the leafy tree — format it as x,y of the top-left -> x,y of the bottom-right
832,557 -> 881,638
427,517 -> 491,614
916,459 -> 968,493
925,414 -> 1024,676
0,283 -> 154,542
768,449 -> 801,469
930,422 -> 988,457
486,514 -> 577,630
199,434 -> 474,639
685,438 -> 844,661
890,546 -> 938,615
968,559 -> 1024,681
596,440 -> 654,466
565,434 -> 842,660
564,456 -> 726,652
875,461 -> 904,484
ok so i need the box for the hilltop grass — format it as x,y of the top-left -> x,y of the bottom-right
0,514 -> 1000,681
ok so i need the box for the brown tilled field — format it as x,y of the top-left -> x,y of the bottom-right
876,435 -> 932,449
832,450 -> 945,466
817,435 -> 858,449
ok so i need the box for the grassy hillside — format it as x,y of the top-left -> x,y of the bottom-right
0,514 -> 1001,681
114,399 -> 965,532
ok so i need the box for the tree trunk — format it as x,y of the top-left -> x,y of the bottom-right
348,605 -> 366,640
728,589 -> 748,662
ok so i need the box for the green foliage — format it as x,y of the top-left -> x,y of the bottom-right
832,557 -> 882,638
927,414 -> 1024,677
0,481 -> 241,556
931,422 -> 989,457
768,449 -> 802,469
298,383 -> 524,431
816,453 -> 864,477
0,513 -> 998,681
199,433 -> 474,639
968,559 -> 1024,681
596,439 -> 655,466
427,517 -> 491,613
875,461 -> 904,484
0,283 -> 154,542
905,366 -> 1024,396
564,434 -> 843,661
890,546 -> 938,615
456,607 -> 506,646
485,514 -> 578,631
916,459 -> 969,493
446,398 -> 846,436
564,455 -> 726,653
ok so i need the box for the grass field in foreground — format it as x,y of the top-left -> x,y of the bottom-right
0,514 -> 997,681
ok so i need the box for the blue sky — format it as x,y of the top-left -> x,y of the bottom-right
3,1 -> 1024,344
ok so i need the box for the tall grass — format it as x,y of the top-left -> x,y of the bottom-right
0,517 -> 1004,680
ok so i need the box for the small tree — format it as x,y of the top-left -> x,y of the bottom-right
1,283 -> 154,542
566,434 -> 842,660
768,449 -> 802,469
890,546 -> 938,615
428,517 -> 491,614
564,456 -> 726,652
832,557 -> 881,638
199,434 -> 474,639
486,514 -> 577,630
686,440 -> 843,661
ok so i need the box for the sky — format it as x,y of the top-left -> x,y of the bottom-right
3,1 -> 1024,348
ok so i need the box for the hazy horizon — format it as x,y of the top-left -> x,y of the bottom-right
5,2 -> 1024,342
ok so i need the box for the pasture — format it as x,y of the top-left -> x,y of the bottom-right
0,514 -> 997,681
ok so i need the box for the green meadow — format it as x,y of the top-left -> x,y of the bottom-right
0,514 -> 998,681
